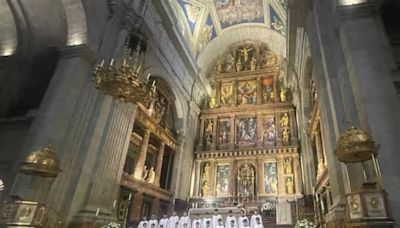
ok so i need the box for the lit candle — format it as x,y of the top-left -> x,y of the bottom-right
123,59 -> 127,66
136,65 -> 142,73
100,59 -> 105,67
128,193 -> 132,201
147,73 -> 151,80
113,200 -> 117,208
110,58 -> 114,66
95,208 -> 100,216
152,80 -> 156,86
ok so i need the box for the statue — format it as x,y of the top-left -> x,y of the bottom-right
279,113 -> 289,129
282,128 -> 290,143
216,58 -> 223,73
265,52 -> 278,67
236,58 -> 242,72
317,158 -> 325,176
239,47 -> 254,63
250,56 -> 257,71
225,54 -> 235,72
146,167 -> 156,184
202,163 -> 210,196
286,177 -> 294,194
202,182 -> 209,197
284,158 -> 292,174
208,96 -> 217,108
142,165 -> 149,180
205,120 -> 214,134
271,16 -> 285,36
280,87 -> 286,102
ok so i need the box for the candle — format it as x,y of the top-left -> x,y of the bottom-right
136,65 -> 142,73
147,73 -> 151,80
152,80 -> 156,86
95,208 -> 100,216
110,58 -> 114,66
113,200 -> 117,208
100,59 -> 105,67
123,59 -> 127,66
128,193 -> 132,201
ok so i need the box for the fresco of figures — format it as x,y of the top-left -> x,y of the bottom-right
218,120 -> 231,144
220,82 -> 233,106
216,165 -> 229,196
263,117 -> 276,146
237,80 -> 257,105
264,162 -> 278,194
214,0 -> 264,28
237,117 -> 257,146
262,78 -> 274,103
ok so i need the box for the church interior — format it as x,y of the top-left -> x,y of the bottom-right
0,0 -> 400,227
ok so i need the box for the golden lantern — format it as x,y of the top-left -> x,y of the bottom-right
19,144 -> 61,178
335,126 -> 378,163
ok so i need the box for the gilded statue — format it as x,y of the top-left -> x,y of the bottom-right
202,182 -> 209,197
225,54 -> 235,72
282,128 -> 290,143
266,52 -> 278,67
280,87 -> 286,102
216,58 -> 223,73
286,177 -> 294,194
208,96 -> 217,108
146,167 -> 156,184
236,58 -> 242,72
284,158 -> 293,174
142,165 -> 149,180
250,56 -> 257,71
205,120 -> 214,134
239,47 -> 253,63
280,113 -> 289,129
201,163 -> 211,196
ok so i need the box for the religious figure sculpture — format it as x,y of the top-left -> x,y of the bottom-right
239,47 -> 254,63
279,113 -> 289,129
201,163 -> 211,196
265,52 -> 278,67
236,58 -> 242,72
146,167 -> 156,184
208,96 -> 217,108
205,120 -> 214,134
142,165 -> 149,180
221,83 -> 233,106
225,54 -> 235,72
286,177 -> 294,194
216,58 -> 223,73
282,128 -> 290,143
284,158 -> 292,174
280,87 -> 287,102
250,56 -> 257,71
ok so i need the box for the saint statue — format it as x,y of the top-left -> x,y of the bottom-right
225,54 -> 235,72
279,113 -> 289,129
146,167 -> 156,184
202,163 -> 210,196
205,120 -> 214,134
284,159 -> 292,174
142,165 -> 149,180
280,87 -> 286,102
282,128 -> 290,143
250,56 -> 257,71
216,58 -> 223,73
208,96 -> 217,108
286,177 -> 294,194
236,58 -> 242,72
265,52 -> 278,67
239,47 -> 254,63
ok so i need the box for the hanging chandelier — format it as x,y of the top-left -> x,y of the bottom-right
92,32 -> 157,105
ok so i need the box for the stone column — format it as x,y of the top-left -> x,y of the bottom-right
193,160 -> 201,197
130,192 -> 143,222
154,142 -> 165,186
277,156 -> 286,195
133,130 -> 151,179
293,154 -> 302,195
197,118 -> 205,151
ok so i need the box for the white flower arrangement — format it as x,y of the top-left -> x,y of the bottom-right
236,202 -> 244,208
101,222 -> 121,228
295,219 -> 316,228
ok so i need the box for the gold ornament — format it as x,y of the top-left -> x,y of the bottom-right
335,126 -> 378,163
20,144 -> 61,177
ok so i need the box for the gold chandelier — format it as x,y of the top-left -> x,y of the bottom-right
92,32 -> 157,105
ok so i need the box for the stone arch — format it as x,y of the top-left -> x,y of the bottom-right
62,0 -> 87,46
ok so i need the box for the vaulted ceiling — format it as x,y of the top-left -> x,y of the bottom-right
165,0 -> 288,76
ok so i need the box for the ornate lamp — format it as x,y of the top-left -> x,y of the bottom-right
92,32 -> 157,105
19,144 -> 61,178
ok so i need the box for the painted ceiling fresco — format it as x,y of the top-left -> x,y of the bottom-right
171,0 -> 287,56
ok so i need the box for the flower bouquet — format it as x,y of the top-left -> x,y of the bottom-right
101,222 -> 121,228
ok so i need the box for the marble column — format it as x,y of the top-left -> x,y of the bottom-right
154,142 -> 166,186
277,156 -> 286,195
293,154 -> 302,195
133,130 -> 151,180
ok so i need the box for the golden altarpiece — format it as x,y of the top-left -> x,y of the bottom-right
190,43 -> 302,208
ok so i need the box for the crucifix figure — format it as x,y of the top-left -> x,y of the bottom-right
239,47 -> 254,63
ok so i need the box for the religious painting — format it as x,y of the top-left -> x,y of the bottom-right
152,94 -> 168,125
262,117 -> 276,146
177,0 -> 202,33
220,82 -> 233,106
285,176 -> 294,194
198,14 -> 217,50
237,163 -> 255,198
264,162 -> 278,194
214,0 -> 264,29
237,80 -> 257,105
204,119 -> 214,147
270,6 -> 285,36
262,78 -> 274,103
237,117 -> 257,146
201,162 -> 211,197
216,164 -> 229,196
218,119 -> 231,144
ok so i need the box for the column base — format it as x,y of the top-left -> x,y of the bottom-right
69,207 -> 116,228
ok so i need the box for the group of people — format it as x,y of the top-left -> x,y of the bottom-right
137,210 -> 263,228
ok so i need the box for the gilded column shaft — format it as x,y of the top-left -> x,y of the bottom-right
133,130 -> 151,179
154,142 -> 166,186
